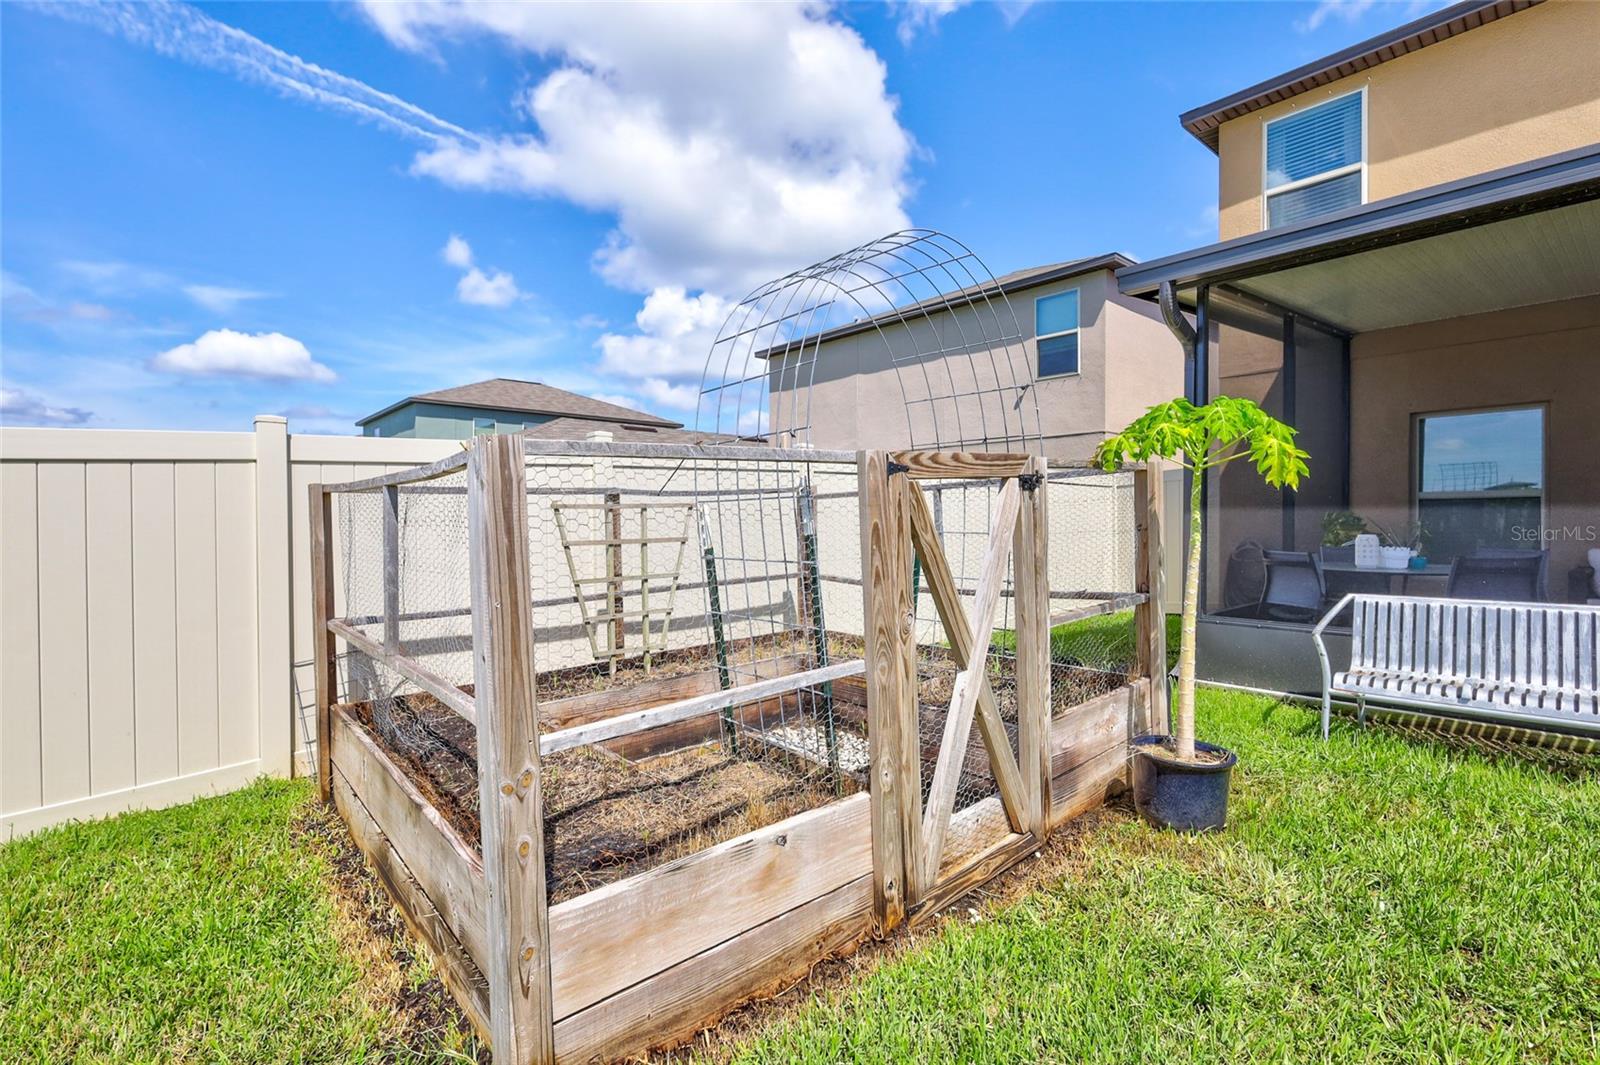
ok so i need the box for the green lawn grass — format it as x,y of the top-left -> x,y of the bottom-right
0,777 -> 476,1064
722,690 -> 1600,1064
5,692 -> 1597,1064
993,609 -> 1182,672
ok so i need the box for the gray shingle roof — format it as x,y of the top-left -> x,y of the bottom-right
357,378 -> 682,428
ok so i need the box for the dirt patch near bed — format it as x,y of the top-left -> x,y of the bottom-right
294,798 -> 489,1063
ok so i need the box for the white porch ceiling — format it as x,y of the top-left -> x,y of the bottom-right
1232,197 -> 1600,333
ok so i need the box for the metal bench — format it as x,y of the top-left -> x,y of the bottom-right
1313,594 -> 1600,740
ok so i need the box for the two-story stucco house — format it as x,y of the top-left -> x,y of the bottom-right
1117,0 -> 1600,694
766,254 -> 1184,463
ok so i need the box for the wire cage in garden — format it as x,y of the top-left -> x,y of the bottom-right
307,230 -> 1171,1064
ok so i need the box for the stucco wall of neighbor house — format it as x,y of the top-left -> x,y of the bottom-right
1102,287 -> 1186,437
1216,0 -> 1600,241
1348,293 -> 1600,598
772,269 -> 1162,464
361,402 -> 553,438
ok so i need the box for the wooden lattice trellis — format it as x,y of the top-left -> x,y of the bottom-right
550,498 -> 694,673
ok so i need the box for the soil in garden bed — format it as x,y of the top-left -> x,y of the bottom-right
533,629 -> 866,701
351,692 -> 860,906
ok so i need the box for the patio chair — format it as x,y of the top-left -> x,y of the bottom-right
1468,547 -> 1550,601
1445,551 -> 1546,602
1258,550 -> 1326,623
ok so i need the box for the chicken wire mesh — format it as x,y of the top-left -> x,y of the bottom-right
896,465 -> 1144,874
328,447 -> 873,904
323,447 -> 1149,898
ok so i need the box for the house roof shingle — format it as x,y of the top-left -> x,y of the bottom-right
357,378 -> 683,429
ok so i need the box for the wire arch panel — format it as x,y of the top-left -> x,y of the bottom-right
696,229 -> 1042,454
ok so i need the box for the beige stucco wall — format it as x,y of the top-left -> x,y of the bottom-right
1216,0 -> 1600,240
772,268 -> 1182,464
1103,287 -> 1187,434
1348,294 -> 1600,599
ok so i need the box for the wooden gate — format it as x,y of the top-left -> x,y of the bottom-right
859,451 -> 1051,930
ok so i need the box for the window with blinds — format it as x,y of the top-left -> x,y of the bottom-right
1035,289 -> 1080,377
1264,89 -> 1364,228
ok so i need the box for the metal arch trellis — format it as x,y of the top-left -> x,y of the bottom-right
693,228 -> 1043,454
681,230 -> 1050,867
685,232 -> 1046,680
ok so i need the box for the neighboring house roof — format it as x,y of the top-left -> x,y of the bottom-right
1179,0 -> 1543,152
357,378 -> 682,429
518,416 -> 738,445
755,252 -> 1137,359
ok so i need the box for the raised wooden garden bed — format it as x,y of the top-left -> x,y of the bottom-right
309,437 -> 1167,1063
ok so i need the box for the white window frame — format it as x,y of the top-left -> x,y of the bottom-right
1261,85 -> 1368,230
1034,287 -> 1082,380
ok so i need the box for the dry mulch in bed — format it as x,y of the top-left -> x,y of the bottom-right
351,695 -> 854,905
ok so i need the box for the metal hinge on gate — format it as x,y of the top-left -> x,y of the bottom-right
1018,472 -> 1043,492
886,460 -> 911,476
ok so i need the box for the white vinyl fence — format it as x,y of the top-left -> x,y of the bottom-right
0,419 -> 460,838
1,422 -> 1184,840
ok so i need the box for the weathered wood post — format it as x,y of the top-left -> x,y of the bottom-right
308,483 -> 337,803
1133,460 -> 1170,737
1013,455 -> 1051,836
606,490 -> 623,670
468,433 -> 556,1065
859,450 -> 919,931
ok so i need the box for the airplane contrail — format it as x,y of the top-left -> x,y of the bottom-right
31,0 -> 481,149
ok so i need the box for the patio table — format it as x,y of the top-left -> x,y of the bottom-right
1320,559 -> 1451,594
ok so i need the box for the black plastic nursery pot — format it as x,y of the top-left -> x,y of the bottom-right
1130,735 -> 1237,833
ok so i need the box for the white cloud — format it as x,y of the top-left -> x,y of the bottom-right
441,233 -> 474,268
456,267 -> 521,308
368,2 -> 914,295
584,392 -> 646,413
3,273 -> 120,325
896,0 -> 968,44
58,258 -> 171,294
35,1 -> 923,422
440,234 -> 522,307
1296,0 -> 1377,33
151,328 -> 336,381
0,385 -> 94,426
636,378 -> 700,412
597,287 -> 731,383
183,283 -> 270,314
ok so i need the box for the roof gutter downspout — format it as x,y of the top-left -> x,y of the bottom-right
1158,280 -> 1200,402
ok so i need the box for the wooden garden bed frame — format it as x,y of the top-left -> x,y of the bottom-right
309,435 -> 1167,1064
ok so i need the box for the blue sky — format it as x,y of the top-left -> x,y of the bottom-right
0,0 -> 1445,434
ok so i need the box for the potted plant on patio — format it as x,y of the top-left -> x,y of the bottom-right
1093,397 -> 1309,832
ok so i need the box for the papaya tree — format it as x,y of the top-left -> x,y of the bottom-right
1092,397 -> 1309,761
